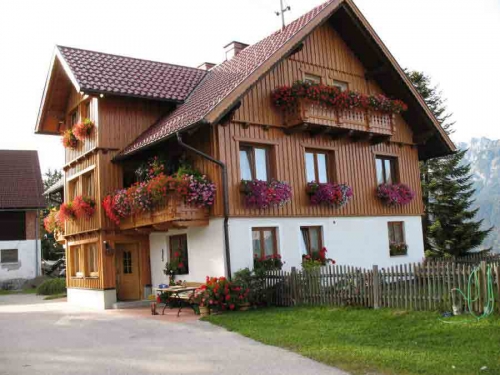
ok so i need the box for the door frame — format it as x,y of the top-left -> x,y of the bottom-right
115,241 -> 143,301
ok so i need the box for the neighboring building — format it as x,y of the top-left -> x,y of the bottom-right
0,150 -> 45,287
35,0 -> 455,309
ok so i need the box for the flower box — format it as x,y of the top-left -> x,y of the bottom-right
377,183 -> 415,207
306,182 -> 353,208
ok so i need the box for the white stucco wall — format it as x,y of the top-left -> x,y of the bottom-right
67,288 -> 117,310
0,240 -> 41,281
149,218 -> 226,288
228,216 -> 425,273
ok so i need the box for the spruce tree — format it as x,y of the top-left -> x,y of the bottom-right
407,71 -> 491,256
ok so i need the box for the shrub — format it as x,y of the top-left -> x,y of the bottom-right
37,278 -> 66,296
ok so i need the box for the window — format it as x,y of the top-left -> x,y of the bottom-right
388,222 -> 407,256
1,249 -> 18,264
123,251 -> 132,274
70,110 -> 78,127
68,179 -> 79,201
83,101 -> 91,119
300,227 -> 323,256
0,212 -> 26,241
70,245 -> 83,277
86,243 -> 99,277
376,156 -> 398,184
304,73 -> 321,84
240,145 -> 270,181
305,150 -> 331,183
252,227 -> 278,258
82,170 -> 95,197
332,80 -> 348,92
169,234 -> 189,275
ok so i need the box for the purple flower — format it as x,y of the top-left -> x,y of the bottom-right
307,182 -> 353,208
242,179 -> 292,209
377,183 -> 415,206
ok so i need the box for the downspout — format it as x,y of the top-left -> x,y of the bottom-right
35,210 -> 40,277
176,132 -> 232,279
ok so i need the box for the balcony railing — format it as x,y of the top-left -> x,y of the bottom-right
283,98 -> 395,136
119,195 -> 209,231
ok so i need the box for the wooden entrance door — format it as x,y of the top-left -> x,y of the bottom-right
116,243 -> 141,301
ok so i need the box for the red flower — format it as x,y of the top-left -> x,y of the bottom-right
225,294 -> 231,301
229,304 -> 235,310
174,252 -> 180,258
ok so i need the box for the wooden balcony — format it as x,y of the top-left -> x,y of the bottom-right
65,211 -> 99,236
283,99 -> 395,143
119,195 -> 209,231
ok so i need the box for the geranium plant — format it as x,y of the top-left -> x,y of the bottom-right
271,81 -> 408,115
61,129 -> 78,149
241,179 -> 292,209
72,118 -> 94,141
390,242 -> 408,256
43,209 -> 63,233
73,195 -> 96,219
128,182 -> 153,213
377,183 -> 415,207
302,247 -> 335,270
102,189 -> 133,225
306,182 -> 353,208
253,254 -> 283,272
184,174 -> 216,208
58,202 -> 77,222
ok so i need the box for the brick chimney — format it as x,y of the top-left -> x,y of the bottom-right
224,41 -> 249,60
197,62 -> 216,71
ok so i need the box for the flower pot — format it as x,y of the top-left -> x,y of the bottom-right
239,302 -> 251,311
199,306 -> 210,317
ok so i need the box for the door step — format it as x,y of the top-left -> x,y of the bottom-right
112,300 -> 151,310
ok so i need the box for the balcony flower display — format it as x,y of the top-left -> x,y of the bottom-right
73,195 -> 96,219
43,209 -> 63,233
59,202 -> 77,222
61,129 -> 78,149
102,161 -> 216,225
253,254 -> 283,272
390,242 -> 408,256
72,118 -> 94,141
306,182 -> 353,208
241,179 -> 292,209
271,80 -> 408,114
377,183 -> 415,207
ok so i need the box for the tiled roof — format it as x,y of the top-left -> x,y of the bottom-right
119,0 -> 337,156
57,46 -> 207,102
0,150 -> 45,209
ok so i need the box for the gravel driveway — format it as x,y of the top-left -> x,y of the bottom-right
0,294 -> 347,375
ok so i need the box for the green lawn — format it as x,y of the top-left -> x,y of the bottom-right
206,307 -> 499,375
0,288 -> 37,295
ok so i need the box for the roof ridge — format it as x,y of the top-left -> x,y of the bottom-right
56,45 -> 205,72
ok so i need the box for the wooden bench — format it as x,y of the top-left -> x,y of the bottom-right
152,282 -> 204,316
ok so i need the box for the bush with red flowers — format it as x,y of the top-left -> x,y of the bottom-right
271,81 -> 408,114
241,179 -> 292,209
376,183 -> 415,207
302,247 -> 335,270
253,254 -> 283,272
72,118 -> 94,141
306,182 -> 353,208
204,276 -> 250,312
61,129 -> 78,149
73,195 -> 96,219
43,209 -> 64,233
58,202 -> 77,222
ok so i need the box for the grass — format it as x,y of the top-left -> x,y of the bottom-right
206,307 -> 500,375
0,288 -> 37,295
36,278 -> 66,296
43,293 -> 67,300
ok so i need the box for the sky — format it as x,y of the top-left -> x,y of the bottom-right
0,0 -> 499,174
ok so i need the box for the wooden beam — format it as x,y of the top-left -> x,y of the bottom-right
172,220 -> 209,228
351,131 -> 373,143
364,65 -> 389,80
285,43 -> 304,58
152,223 -> 172,232
284,123 -> 309,135
370,134 -> 391,146
309,126 -> 331,138
330,129 -> 353,140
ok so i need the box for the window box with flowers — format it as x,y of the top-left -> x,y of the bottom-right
73,118 -> 95,141
306,182 -> 353,208
390,242 -> 408,257
376,183 -> 415,207
241,179 -> 292,209
253,254 -> 283,272
302,247 -> 335,270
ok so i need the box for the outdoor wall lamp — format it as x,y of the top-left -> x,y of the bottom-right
103,241 -> 115,256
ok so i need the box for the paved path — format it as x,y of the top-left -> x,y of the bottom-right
0,294 -> 347,375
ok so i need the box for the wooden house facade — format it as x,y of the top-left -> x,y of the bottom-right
35,0 -> 454,309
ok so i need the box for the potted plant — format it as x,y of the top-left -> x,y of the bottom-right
61,129 -> 78,149
73,195 -> 96,219
376,183 -> 415,207
306,182 -> 353,208
73,118 -> 95,141
190,286 -> 211,317
241,179 -> 292,209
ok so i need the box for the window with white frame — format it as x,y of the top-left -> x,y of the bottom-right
304,73 -> 322,84
332,79 -> 348,91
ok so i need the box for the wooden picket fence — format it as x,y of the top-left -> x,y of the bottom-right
264,261 -> 500,313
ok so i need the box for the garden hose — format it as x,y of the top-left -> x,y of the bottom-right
441,264 -> 495,323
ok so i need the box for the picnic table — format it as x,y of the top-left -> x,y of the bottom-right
152,286 -> 198,317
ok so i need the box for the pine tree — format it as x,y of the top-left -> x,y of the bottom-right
407,71 -> 492,256
40,169 -> 64,261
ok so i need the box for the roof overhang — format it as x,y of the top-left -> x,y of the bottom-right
35,48 -> 80,135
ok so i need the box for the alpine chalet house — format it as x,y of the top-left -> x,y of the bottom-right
35,0 -> 455,309
0,150 -> 45,288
